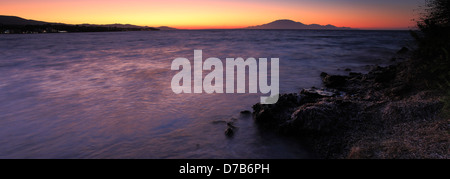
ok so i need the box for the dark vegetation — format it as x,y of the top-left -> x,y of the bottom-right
410,0 -> 450,116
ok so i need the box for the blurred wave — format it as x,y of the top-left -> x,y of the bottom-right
0,30 -> 411,158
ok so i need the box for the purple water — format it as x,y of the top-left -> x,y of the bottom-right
0,30 -> 411,158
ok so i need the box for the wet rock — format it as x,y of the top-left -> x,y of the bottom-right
211,120 -> 227,124
251,59 -> 446,158
397,47 -> 409,54
320,72 -> 348,88
301,88 -> 336,97
225,127 -> 234,137
349,72 -> 362,77
374,66 -> 397,84
281,101 -> 344,133
227,121 -> 236,129
253,93 -> 303,128
300,89 -> 326,99
253,90 -> 346,131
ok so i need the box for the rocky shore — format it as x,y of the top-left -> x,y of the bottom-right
252,58 -> 449,159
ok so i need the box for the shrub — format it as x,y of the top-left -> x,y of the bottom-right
411,0 -> 449,88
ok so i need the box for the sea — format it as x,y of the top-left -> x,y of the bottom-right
0,30 -> 412,158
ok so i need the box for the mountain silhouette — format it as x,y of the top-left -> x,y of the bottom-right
0,15 -> 52,25
0,15 -> 159,29
0,15 -> 159,33
157,26 -> 178,30
80,23 -> 152,29
246,19 -> 351,30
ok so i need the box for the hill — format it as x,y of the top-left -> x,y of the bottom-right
0,15 -> 52,25
157,26 -> 178,30
246,19 -> 352,30
0,15 -> 159,33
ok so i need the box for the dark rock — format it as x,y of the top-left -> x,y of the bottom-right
388,84 -> 409,97
281,101 -> 343,133
211,120 -> 227,124
344,68 -> 352,72
397,47 -> 409,54
301,88 -> 336,97
374,66 -> 396,84
250,58 -> 445,159
349,72 -> 362,77
240,110 -> 251,114
227,121 -> 236,129
300,89 -> 326,99
225,127 -> 234,137
320,72 -> 348,88
252,90 -> 348,132
253,93 -> 303,128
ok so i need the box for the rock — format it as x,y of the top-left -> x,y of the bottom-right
300,89 -> 326,99
227,121 -> 236,129
211,120 -> 227,124
397,47 -> 409,54
344,68 -> 352,72
240,110 -> 251,114
349,72 -> 362,77
225,127 -> 234,137
252,93 -> 303,128
281,101 -> 345,134
320,72 -> 348,88
254,89 -> 360,135
301,88 -> 336,97
374,66 -> 396,84
250,58 -> 446,158
381,96 -> 443,123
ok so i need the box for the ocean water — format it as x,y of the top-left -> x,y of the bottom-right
0,30 -> 411,158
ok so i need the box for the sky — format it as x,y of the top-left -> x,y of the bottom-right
0,0 -> 423,29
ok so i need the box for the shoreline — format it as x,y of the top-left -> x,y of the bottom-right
252,54 -> 449,159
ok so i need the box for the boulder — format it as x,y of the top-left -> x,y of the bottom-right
397,47 -> 409,54
320,72 -> 348,88
280,101 -> 345,134
225,127 -> 234,137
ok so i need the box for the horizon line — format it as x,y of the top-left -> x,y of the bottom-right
1,14 -> 413,31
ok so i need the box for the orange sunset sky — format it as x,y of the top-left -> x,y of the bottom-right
0,0 -> 422,29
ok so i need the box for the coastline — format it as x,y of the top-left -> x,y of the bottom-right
252,53 -> 449,159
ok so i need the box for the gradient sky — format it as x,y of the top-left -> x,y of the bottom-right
0,0 -> 423,29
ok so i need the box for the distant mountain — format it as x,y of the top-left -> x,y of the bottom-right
1,15 -> 160,34
0,15 -> 161,33
79,23 -> 154,29
0,15 -> 53,25
246,19 -> 352,30
157,26 -> 178,30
